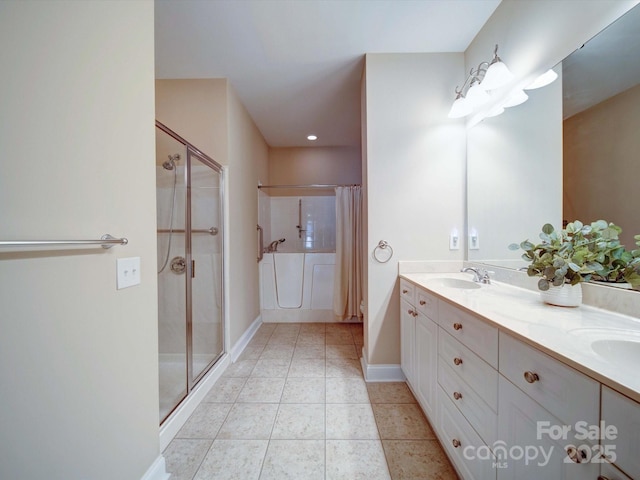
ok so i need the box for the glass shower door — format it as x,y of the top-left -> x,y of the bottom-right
188,151 -> 224,384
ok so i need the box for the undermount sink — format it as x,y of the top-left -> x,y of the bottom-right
591,338 -> 640,365
423,278 -> 481,290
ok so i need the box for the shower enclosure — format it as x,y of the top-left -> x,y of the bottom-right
156,121 -> 225,424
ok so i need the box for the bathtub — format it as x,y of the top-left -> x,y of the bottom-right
259,252 -> 336,322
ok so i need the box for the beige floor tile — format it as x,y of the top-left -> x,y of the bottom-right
372,403 -> 436,440
326,357 -> 362,378
271,403 -> 325,439
326,331 -> 356,345
299,323 -> 326,334
296,332 -> 326,345
293,344 -> 325,359
259,440 -> 325,480
266,334 -> 298,346
203,377 -> 247,403
287,357 -> 326,377
163,438 -> 212,480
257,323 -> 277,334
259,343 -> 294,360
326,403 -> 379,439
193,439 -> 268,480
176,403 -> 233,439
326,377 -> 370,403
250,358 -> 291,378
222,358 -> 258,378
236,377 -> 285,403
382,440 -> 459,480
326,344 -> 358,359
281,377 -> 325,403
237,345 -> 265,361
367,382 -> 417,404
326,440 -> 391,480
216,403 -> 279,439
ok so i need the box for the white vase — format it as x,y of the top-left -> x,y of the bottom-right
540,283 -> 582,307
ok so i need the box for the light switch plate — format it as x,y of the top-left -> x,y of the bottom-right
469,234 -> 480,250
117,257 -> 141,289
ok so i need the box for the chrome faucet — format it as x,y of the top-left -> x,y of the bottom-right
461,267 -> 491,284
266,238 -> 286,253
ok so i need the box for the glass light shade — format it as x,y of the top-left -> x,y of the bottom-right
524,69 -> 558,90
466,82 -> 490,107
485,105 -> 505,118
448,95 -> 472,118
480,60 -> 514,90
503,89 -> 528,108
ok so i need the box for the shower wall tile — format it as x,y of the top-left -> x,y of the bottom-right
269,196 -> 336,252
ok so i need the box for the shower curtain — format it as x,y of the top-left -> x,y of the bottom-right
333,186 -> 363,321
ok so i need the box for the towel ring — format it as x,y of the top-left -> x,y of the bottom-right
373,240 -> 393,263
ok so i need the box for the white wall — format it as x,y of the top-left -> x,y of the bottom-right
363,53 -> 467,365
0,2 -> 159,479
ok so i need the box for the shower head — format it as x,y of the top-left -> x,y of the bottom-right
162,153 -> 181,170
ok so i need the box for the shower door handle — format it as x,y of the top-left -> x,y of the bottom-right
191,260 -> 195,278
297,199 -> 306,239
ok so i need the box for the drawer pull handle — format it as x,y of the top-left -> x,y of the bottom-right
453,323 -> 463,331
419,300 -> 426,306
453,391 -> 463,400
524,371 -> 539,384
452,439 -> 461,448
453,357 -> 463,366
402,289 -> 409,294
566,446 -> 588,464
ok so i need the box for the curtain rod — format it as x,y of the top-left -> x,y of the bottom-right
258,184 -> 360,189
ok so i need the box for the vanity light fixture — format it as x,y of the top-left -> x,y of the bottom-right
448,44 -> 514,119
524,68 -> 558,90
502,89 -> 529,108
307,134 -> 318,141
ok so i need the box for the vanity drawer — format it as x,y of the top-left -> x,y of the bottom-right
499,332 -> 599,428
438,387 -> 497,480
415,287 -> 438,320
439,329 -> 498,410
438,301 -> 498,368
439,360 -> 498,445
601,386 -> 640,479
400,279 -> 415,306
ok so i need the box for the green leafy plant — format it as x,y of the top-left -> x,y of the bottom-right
509,220 -> 640,291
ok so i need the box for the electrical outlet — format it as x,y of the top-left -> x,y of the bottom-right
449,233 -> 459,250
117,257 -> 141,289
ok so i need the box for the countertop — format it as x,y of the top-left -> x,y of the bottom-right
400,272 -> 640,403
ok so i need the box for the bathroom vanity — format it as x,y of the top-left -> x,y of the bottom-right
399,273 -> 640,480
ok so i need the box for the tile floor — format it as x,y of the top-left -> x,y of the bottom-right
163,322 -> 458,480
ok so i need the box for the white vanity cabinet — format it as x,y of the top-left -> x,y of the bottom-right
497,333 -> 600,479
601,386 -> 640,479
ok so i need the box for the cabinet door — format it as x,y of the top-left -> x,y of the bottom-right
400,298 -> 415,385
415,312 -> 438,420
498,376 -> 599,480
601,386 -> 640,479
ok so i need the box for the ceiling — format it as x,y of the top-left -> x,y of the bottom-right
155,0 -> 501,147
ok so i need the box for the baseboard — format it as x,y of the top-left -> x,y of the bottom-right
230,314 -> 263,362
159,354 -> 231,452
360,347 -> 406,382
140,455 -> 170,480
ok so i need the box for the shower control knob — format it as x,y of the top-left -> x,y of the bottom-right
170,256 -> 187,275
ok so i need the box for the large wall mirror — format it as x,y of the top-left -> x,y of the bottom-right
467,4 -> 640,279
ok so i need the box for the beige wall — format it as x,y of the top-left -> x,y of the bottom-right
564,83 -> 640,248
363,53 -> 467,365
0,2 -> 159,479
267,146 -> 361,196
155,79 -> 269,349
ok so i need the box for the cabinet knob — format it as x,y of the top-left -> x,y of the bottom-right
407,309 -> 414,315
565,446 -> 588,464
453,323 -> 463,331
452,439 -> 461,448
419,300 -> 426,306
402,289 -> 408,294
453,357 -> 463,366
453,391 -> 463,400
524,371 -> 540,384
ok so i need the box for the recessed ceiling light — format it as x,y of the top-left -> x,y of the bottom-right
307,135 -> 318,141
